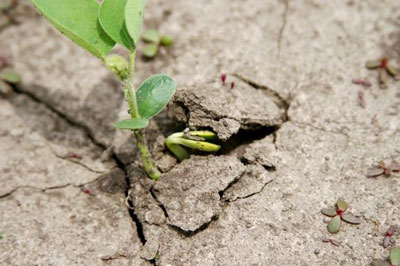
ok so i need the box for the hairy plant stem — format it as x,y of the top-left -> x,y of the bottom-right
125,50 -> 161,180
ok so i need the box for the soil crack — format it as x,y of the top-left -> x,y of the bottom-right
291,120 -> 350,139
233,73 -> 290,111
277,0 -> 289,59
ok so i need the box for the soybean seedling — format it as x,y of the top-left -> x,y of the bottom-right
366,57 -> 399,86
166,129 -> 221,161
383,225 -> 398,248
367,161 -> 400,178
141,29 -> 173,58
31,0 -> 176,180
371,247 -> 400,266
321,199 -> 361,234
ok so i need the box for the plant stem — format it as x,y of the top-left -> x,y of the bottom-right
125,50 -> 161,180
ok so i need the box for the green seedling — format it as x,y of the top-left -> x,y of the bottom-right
383,225 -> 398,248
367,161 -> 400,178
321,199 -> 361,234
31,0 -> 176,180
141,29 -> 173,58
371,247 -> 400,266
0,67 -> 20,94
166,129 -> 221,161
366,57 -> 399,87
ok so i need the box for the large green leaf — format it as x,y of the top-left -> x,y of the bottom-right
327,215 -> 341,234
99,0 -> 133,49
136,74 -> 176,119
31,0 -> 115,58
113,118 -> 149,130
125,0 -> 147,47
391,247 -> 400,265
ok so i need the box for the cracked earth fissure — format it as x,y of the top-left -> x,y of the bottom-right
9,75 -> 292,246
9,85 -> 149,248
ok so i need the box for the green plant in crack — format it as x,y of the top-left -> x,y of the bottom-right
371,247 -> 400,266
0,66 -> 20,94
141,29 -> 173,58
31,0 -> 176,180
321,199 -> 361,234
166,129 -> 221,161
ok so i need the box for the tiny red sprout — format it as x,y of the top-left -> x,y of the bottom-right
66,152 -> 82,160
221,74 -> 227,84
367,161 -> 400,177
381,57 -> 388,68
358,91 -> 366,109
352,79 -> 371,87
336,209 -> 343,216
81,187 -> 95,195
230,81 -> 235,89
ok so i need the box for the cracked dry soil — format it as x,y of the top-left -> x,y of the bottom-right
1,0 -> 400,265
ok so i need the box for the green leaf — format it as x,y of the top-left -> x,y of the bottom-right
327,215 -> 341,234
336,199 -> 348,212
142,43 -> 158,58
99,0 -> 133,49
321,207 -> 337,217
341,213 -> 361,224
366,59 -> 381,69
136,74 -> 176,119
390,247 -> 400,265
367,168 -> 384,177
125,0 -> 147,48
387,65 -> 398,77
142,29 -> 159,43
371,259 -> 390,266
113,118 -> 149,130
31,0 -> 115,58
0,68 -> 20,84
160,35 -> 173,47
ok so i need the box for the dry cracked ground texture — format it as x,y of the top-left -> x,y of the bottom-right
1,0 -> 400,265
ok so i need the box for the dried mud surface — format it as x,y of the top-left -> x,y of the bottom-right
1,0 -> 400,265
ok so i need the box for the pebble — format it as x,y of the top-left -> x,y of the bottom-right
314,249 -> 320,255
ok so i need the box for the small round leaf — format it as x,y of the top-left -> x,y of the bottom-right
136,74 -> 176,119
113,118 -> 149,130
383,236 -> 391,248
390,247 -> 400,265
142,29 -> 159,43
142,43 -> 158,58
367,168 -> 385,177
337,199 -> 348,212
0,68 -> 20,84
341,213 -> 361,224
365,60 -> 381,69
387,65 -> 398,77
321,207 -> 337,217
160,35 -> 173,47
328,215 -> 341,234
371,259 -> 390,266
